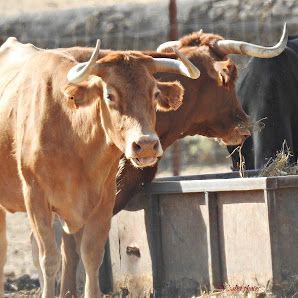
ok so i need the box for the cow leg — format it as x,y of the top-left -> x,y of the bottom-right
32,226 -> 81,298
79,171 -> 116,298
80,208 -> 112,298
0,209 -> 7,298
30,232 -> 44,291
59,230 -> 82,298
23,183 -> 61,298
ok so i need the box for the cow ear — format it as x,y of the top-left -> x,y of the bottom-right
156,81 -> 184,111
61,78 -> 102,111
212,59 -> 237,89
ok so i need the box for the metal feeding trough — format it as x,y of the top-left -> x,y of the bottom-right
99,171 -> 298,297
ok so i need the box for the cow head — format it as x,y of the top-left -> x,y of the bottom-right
156,24 -> 288,146
62,41 -> 200,167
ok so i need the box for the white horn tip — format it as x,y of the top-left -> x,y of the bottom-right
282,22 -> 288,41
66,39 -> 101,84
173,47 -> 200,79
95,39 -> 101,50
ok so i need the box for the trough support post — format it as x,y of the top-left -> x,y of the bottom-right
264,187 -> 282,286
205,191 -> 223,290
147,194 -> 164,297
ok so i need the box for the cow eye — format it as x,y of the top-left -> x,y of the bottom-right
106,93 -> 116,103
154,91 -> 161,101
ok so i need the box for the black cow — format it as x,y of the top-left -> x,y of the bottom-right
229,36 -> 298,170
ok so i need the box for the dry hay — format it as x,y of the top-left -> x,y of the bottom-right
259,140 -> 298,177
237,117 -> 266,135
227,118 -> 266,177
228,116 -> 298,178
227,141 -> 246,177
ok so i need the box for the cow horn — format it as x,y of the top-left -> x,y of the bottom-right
156,40 -> 181,53
153,48 -> 200,79
215,23 -> 288,58
67,39 -> 101,83
157,30 -> 203,53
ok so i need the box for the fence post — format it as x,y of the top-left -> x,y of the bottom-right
169,0 -> 181,176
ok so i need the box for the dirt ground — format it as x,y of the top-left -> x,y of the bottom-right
5,212 -> 37,280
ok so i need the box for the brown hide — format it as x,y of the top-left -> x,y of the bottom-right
0,41 -> 185,297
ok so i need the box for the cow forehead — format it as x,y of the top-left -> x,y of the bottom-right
98,52 -> 155,80
112,67 -> 154,85
100,63 -> 157,97
98,51 -> 153,65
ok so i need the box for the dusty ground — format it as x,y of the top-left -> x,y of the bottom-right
5,212 -> 37,280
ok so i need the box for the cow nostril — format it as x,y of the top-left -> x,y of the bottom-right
131,136 -> 161,155
153,141 -> 159,152
235,126 -> 251,137
132,142 -> 142,153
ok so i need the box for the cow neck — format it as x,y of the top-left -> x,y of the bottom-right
156,81 -> 203,150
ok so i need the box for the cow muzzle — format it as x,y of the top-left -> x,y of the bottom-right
219,126 -> 251,146
126,134 -> 163,168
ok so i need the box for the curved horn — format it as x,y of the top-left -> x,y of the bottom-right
157,29 -> 203,53
215,23 -> 288,58
153,48 -> 200,79
156,40 -> 181,53
67,39 -> 101,83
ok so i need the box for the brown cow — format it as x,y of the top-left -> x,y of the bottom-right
0,37 -> 200,298
56,25 -> 288,297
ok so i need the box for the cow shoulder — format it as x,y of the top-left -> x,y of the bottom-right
0,37 -> 41,65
